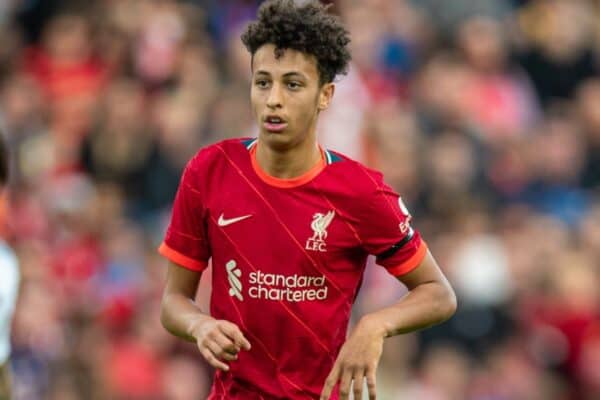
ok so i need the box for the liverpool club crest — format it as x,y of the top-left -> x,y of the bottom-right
305,211 -> 335,252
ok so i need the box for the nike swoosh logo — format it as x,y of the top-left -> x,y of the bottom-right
218,213 -> 253,227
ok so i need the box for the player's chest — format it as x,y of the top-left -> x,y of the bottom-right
203,182 -> 360,259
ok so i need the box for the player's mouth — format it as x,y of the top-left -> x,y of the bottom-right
263,115 -> 288,133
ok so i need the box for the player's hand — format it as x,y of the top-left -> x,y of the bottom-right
320,316 -> 385,400
191,318 -> 251,371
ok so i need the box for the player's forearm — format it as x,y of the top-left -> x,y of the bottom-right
160,293 -> 214,343
362,280 -> 456,338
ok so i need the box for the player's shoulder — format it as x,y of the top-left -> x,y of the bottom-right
323,148 -> 386,195
185,137 -> 253,173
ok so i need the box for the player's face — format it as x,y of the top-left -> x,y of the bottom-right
251,44 -> 334,150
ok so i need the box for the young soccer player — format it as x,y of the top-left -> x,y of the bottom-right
159,1 -> 457,399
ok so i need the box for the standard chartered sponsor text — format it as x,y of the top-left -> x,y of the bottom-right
248,270 -> 328,301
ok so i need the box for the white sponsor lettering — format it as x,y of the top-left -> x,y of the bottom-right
226,262 -> 328,302
248,270 -> 328,302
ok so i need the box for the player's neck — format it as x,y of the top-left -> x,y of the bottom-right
255,136 -> 322,179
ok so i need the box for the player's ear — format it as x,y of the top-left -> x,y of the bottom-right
318,83 -> 335,111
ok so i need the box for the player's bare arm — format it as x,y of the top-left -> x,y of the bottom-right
0,362 -> 11,399
321,251 -> 456,400
160,262 -> 251,371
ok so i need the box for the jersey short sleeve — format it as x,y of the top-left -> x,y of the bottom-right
356,172 -> 427,277
159,157 -> 210,272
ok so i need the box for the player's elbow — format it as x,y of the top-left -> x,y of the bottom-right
159,293 -> 176,334
159,297 -> 169,331
433,282 -> 457,323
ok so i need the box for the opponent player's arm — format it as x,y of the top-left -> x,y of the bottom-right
0,131 -> 13,399
160,261 -> 251,371
0,362 -> 11,399
321,251 -> 456,400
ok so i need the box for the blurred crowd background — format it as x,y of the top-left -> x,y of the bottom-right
1,0 -> 600,399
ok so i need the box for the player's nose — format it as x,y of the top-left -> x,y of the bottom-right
266,83 -> 283,109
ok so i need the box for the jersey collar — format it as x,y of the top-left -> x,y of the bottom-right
247,139 -> 326,188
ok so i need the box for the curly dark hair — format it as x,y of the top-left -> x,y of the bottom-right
241,0 -> 351,85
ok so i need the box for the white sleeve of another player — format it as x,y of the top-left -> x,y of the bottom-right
0,243 -> 20,364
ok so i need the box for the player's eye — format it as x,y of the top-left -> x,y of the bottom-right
287,81 -> 302,90
255,79 -> 270,89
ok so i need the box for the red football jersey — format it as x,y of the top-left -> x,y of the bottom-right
159,138 -> 427,399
